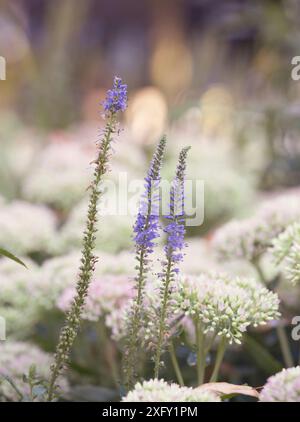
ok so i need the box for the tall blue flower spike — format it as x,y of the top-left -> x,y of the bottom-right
47,77 -> 127,401
154,146 -> 190,379
124,137 -> 166,390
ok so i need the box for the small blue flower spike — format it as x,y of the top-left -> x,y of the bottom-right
103,76 -> 128,114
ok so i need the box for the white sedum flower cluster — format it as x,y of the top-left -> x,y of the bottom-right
57,275 -> 133,322
0,201 -> 57,256
0,126 -> 41,192
0,341 -> 68,401
21,130 -> 147,212
162,142 -> 255,228
272,222 -> 300,285
22,142 -> 93,211
54,200 -> 133,254
213,193 -> 300,262
260,366 -> 300,402
0,258 -> 41,337
35,252 -> 83,309
35,251 -> 134,309
172,272 -> 280,344
122,379 -> 221,402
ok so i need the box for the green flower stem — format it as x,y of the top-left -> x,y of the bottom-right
251,257 -> 265,283
169,341 -> 184,386
205,332 -> 217,355
47,115 -> 116,402
209,336 -> 227,382
1,374 -> 23,401
124,210 -> 151,389
252,259 -> 294,368
154,258 -> 173,378
277,324 -> 294,368
97,322 -> 119,388
195,317 -> 206,385
123,255 -> 144,388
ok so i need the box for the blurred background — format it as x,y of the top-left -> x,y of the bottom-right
0,0 -> 299,118
1,0 -> 300,192
1,0 -> 300,401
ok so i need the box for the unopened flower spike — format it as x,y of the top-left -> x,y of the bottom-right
154,146 -> 190,379
47,77 -> 127,401
123,136 -> 166,390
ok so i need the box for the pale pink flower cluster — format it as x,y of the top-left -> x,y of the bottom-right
213,192 -> 300,262
122,280 -> 184,349
122,379 -> 220,402
260,366 -> 300,402
34,251 -> 135,309
105,304 -> 130,341
73,278 -> 177,345
57,275 -> 133,323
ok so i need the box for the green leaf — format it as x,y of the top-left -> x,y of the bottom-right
0,248 -> 27,268
243,333 -> 283,375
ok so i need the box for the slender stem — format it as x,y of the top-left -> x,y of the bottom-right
169,341 -> 184,386
252,258 -> 265,284
0,374 -> 23,401
205,332 -> 217,355
124,249 -> 146,389
47,358 -> 62,402
276,324 -> 294,368
154,258 -> 173,378
195,317 -> 206,385
251,258 -> 294,368
209,337 -> 227,382
97,322 -> 119,388
125,190 -> 152,388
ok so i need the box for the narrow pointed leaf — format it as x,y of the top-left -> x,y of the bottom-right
0,248 -> 27,268
243,333 -> 282,375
